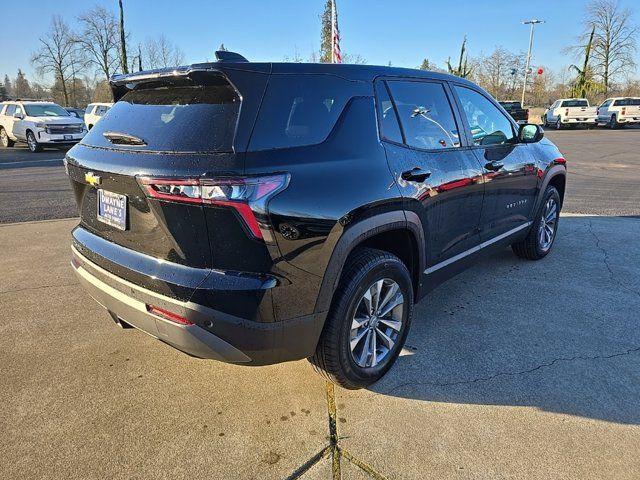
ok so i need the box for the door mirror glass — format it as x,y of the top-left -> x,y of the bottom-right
518,123 -> 544,143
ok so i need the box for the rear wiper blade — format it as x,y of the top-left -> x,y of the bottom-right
102,131 -> 147,146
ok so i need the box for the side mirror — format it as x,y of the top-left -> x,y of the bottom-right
13,112 -> 24,120
518,123 -> 544,143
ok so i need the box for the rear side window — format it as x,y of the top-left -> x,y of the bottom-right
614,98 -> 640,106
375,82 -> 403,144
250,74 -> 352,151
387,80 -> 460,150
83,82 -> 239,152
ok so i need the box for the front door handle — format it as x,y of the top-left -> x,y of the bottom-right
484,161 -> 504,171
401,167 -> 432,182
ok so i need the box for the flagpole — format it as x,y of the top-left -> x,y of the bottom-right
331,0 -> 335,64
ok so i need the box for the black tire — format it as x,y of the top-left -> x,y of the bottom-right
512,186 -> 561,260
309,248 -> 414,389
556,116 -> 563,130
609,114 -> 619,129
542,115 -> 549,128
26,131 -> 42,152
0,127 -> 15,147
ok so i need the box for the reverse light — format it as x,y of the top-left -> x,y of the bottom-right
138,174 -> 290,241
146,304 -> 193,325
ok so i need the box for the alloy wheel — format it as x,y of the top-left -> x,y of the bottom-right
27,133 -> 37,152
538,197 -> 558,251
349,278 -> 404,368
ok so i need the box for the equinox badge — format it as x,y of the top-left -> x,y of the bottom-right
85,172 -> 102,186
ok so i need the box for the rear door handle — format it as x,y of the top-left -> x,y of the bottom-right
401,168 -> 432,182
484,161 -> 504,171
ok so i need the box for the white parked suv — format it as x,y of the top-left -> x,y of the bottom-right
84,103 -> 113,129
0,101 -> 86,152
596,97 -> 640,128
543,98 -> 598,129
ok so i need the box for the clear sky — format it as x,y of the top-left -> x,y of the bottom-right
1,0 -> 638,83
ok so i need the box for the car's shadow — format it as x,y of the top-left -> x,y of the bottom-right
369,216 -> 640,425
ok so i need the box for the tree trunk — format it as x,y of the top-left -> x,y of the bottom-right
119,0 -> 129,74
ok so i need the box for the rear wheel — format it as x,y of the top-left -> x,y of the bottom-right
0,127 -> 15,147
512,186 -> 561,260
26,131 -> 42,152
609,114 -> 619,129
310,248 -> 414,389
556,116 -> 563,129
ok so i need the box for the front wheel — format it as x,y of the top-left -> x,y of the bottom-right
309,248 -> 414,389
542,115 -> 549,127
26,131 -> 42,152
512,186 -> 561,260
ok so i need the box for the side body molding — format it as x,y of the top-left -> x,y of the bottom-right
313,210 -> 425,315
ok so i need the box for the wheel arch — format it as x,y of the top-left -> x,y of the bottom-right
535,166 -> 566,212
313,210 -> 425,315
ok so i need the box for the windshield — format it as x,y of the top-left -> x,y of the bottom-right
561,100 -> 589,108
500,102 -> 521,108
614,98 -> 640,106
23,104 -> 70,117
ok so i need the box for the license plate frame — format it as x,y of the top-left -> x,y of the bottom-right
64,134 -> 73,140
97,189 -> 127,230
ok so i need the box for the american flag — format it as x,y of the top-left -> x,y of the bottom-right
332,0 -> 342,63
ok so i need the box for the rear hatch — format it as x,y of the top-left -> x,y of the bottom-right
66,66 -> 270,280
616,98 -> 640,117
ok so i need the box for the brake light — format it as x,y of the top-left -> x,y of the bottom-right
622,107 -> 626,115
138,174 -> 289,241
565,108 -> 569,116
554,157 -> 566,165
146,304 -> 193,325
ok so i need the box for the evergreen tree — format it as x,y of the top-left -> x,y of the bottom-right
14,69 -> 33,98
4,74 -> 13,98
119,0 -> 129,74
319,0 -> 335,63
0,82 -> 6,101
418,59 -> 431,70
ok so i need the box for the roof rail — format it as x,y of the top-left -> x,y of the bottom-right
215,50 -> 248,63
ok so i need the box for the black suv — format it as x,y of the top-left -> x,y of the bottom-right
66,53 -> 566,389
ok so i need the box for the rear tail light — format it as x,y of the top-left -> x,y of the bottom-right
597,107 -> 600,115
565,108 -> 569,116
138,174 -> 290,241
146,304 -> 193,325
622,107 -> 626,115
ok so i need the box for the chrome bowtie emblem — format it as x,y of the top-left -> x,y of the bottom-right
85,172 -> 102,186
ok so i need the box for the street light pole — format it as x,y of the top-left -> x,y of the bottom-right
521,19 -> 545,107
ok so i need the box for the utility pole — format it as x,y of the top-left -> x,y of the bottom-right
521,19 -> 544,107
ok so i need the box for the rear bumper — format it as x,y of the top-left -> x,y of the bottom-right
71,246 -> 326,365
561,117 -> 597,124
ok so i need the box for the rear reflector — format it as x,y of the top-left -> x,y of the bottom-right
138,174 -> 289,241
146,304 -> 193,325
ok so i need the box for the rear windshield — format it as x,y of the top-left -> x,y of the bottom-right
500,102 -> 521,108
250,74 -> 353,151
613,98 -> 640,106
82,83 -> 239,152
561,100 -> 589,107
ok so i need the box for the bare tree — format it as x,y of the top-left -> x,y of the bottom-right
581,0 -> 637,94
76,6 -> 121,81
143,34 -> 185,69
31,16 -> 75,105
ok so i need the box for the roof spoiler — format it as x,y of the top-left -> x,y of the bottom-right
215,50 -> 248,63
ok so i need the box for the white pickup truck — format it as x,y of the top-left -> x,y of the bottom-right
596,97 -> 640,128
0,101 -> 86,152
543,98 -> 598,129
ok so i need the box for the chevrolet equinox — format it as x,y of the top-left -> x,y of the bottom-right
66,51 -> 567,389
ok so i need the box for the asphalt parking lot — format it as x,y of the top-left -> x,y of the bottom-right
1,129 -> 639,479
